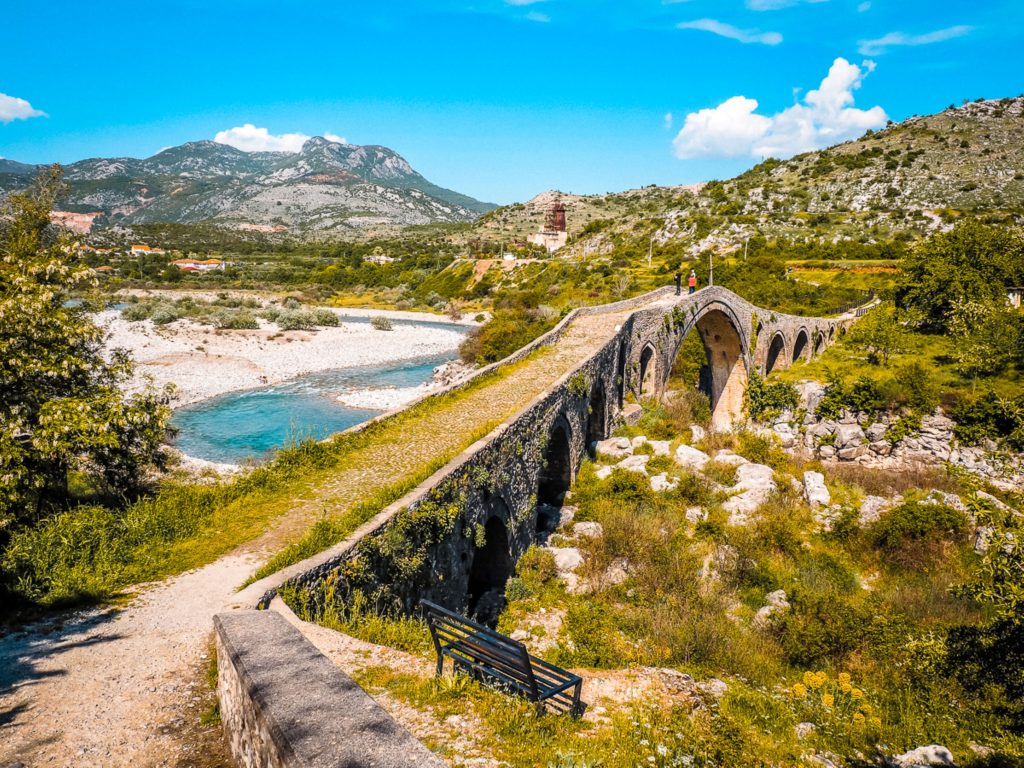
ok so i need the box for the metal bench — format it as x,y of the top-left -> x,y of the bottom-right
421,600 -> 586,717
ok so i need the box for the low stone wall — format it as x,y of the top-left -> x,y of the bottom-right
765,381 -> 1024,487
214,610 -> 443,768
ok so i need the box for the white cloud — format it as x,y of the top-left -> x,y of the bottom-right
746,0 -> 827,10
213,124 -> 346,153
0,92 -> 46,124
664,112 -> 674,129
857,1 -> 871,11
672,57 -> 887,160
526,11 -> 550,22
678,18 -> 782,45
858,25 -> 972,55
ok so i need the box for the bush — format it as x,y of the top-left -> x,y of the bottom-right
777,593 -> 870,666
370,316 -> 393,331
871,500 -> 967,568
311,309 -> 340,327
121,304 -> 151,322
213,310 -> 259,330
952,390 -> 1024,450
745,371 -> 798,422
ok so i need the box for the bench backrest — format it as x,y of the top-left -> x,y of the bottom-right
421,600 -> 540,700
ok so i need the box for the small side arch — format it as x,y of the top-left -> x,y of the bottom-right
792,328 -> 810,364
765,331 -> 788,375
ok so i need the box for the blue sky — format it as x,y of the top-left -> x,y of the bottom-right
1,0 -> 1019,204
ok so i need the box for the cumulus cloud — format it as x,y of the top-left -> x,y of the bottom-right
0,92 -> 46,124
672,57 -> 887,160
213,124 -> 347,153
678,18 -> 782,45
858,25 -> 972,55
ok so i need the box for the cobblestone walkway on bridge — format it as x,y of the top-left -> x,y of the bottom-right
241,304 -> 650,556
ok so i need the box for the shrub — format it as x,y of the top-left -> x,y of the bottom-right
213,310 -> 259,330
311,309 -> 340,327
777,593 -> 870,666
871,500 -> 967,568
951,390 -> 1024,450
121,304 -> 152,322
370,316 -> 393,331
745,371 -> 798,422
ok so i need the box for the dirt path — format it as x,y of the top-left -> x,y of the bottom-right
0,303 -> 656,768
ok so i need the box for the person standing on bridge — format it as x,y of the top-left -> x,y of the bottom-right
674,271 -> 682,295
688,270 -> 697,295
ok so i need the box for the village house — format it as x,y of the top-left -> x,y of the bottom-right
170,258 -> 227,273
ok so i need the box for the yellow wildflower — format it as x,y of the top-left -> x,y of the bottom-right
859,702 -> 873,715
839,681 -> 852,693
851,688 -> 863,699
853,712 -> 866,725
838,672 -> 851,686
805,671 -> 827,689
792,683 -> 808,698
870,717 -> 883,729
822,693 -> 835,708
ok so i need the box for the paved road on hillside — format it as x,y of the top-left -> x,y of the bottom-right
0,300 -> 666,768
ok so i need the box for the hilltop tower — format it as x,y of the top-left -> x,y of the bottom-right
528,196 -> 569,253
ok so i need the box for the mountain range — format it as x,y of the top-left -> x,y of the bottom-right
0,138 -> 496,235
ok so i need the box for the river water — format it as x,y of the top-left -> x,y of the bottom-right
170,316 -> 466,464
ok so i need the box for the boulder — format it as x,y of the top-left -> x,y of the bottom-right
796,380 -> 826,415
690,425 -> 707,443
803,471 -> 831,508
631,435 -> 648,448
675,444 -> 711,471
595,465 -> 613,481
617,454 -> 650,475
549,547 -> 583,573
595,437 -> 632,460
557,506 -> 577,529
753,589 -> 790,628
723,463 -> 776,524
650,473 -> 678,492
697,678 -> 727,699
837,444 -> 868,460
714,450 -> 749,467
647,439 -> 672,457
621,403 -> 643,425
865,422 -> 888,443
818,444 -> 836,459
835,423 -> 866,448
573,521 -> 603,539
859,495 -> 898,526
888,745 -> 955,768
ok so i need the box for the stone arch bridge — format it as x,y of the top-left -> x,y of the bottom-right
239,284 -> 860,625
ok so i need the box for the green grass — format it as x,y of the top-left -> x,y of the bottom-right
305,400 -> 1024,767
1,352 -> 543,607
776,325 -> 1022,403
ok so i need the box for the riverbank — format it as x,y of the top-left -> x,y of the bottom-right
99,306 -> 471,407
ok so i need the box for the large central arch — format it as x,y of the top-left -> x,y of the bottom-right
668,305 -> 749,431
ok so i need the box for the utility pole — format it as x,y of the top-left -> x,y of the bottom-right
743,236 -> 749,261
648,236 -> 654,268
709,250 -> 714,287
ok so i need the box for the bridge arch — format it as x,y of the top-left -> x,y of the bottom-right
792,328 -> 810,364
764,331 -> 788,375
668,302 -> 750,431
638,343 -> 658,398
586,382 -> 607,455
467,503 -> 513,625
813,330 -> 826,355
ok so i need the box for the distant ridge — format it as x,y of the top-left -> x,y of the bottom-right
0,137 -> 496,235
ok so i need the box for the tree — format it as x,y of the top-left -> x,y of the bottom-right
0,167 -> 172,530
848,302 -> 906,364
896,221 -> 1024,332
947,298 -> 1021,379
